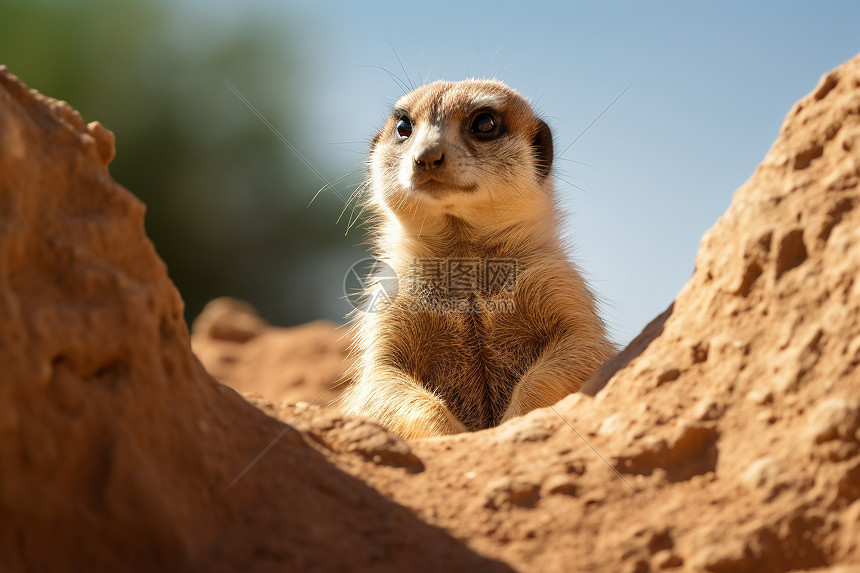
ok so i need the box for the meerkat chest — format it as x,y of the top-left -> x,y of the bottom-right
380,263 -> 549,429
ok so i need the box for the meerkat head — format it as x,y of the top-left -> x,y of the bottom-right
368,79 -> 554,225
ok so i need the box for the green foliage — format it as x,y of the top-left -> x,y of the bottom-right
1,0 -> 359,326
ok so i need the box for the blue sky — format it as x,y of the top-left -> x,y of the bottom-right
200,0 -> 860,344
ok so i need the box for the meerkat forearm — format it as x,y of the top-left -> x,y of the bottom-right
341,369 -> 466,439
500,338 -> 608,421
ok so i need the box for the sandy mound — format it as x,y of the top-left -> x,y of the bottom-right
2,50 -> 860,573
191,297 -> 352,408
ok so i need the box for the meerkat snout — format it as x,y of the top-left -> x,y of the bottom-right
413,145 -> 444,169
404,124 -> 451,189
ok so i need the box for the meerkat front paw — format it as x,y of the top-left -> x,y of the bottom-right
392,396 -> 467,439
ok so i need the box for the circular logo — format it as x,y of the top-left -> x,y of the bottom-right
343,257 -> 399,313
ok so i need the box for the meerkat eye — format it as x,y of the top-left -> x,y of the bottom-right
396,117 -> 413,139
470,113 -> 498,136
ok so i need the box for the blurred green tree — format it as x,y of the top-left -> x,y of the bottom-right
1,0 -> 359,327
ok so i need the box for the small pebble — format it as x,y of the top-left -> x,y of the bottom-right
807,398 -> 860,444
543,474 -> 578,496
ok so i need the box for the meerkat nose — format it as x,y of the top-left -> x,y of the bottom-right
413,146 -> 445,169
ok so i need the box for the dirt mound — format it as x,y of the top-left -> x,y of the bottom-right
191,297 -> 352,408
2,50 -> 860,573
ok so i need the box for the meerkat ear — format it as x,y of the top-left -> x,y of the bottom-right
532,120 -> 554,180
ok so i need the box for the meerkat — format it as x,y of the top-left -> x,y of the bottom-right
340,79 -> 615,439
